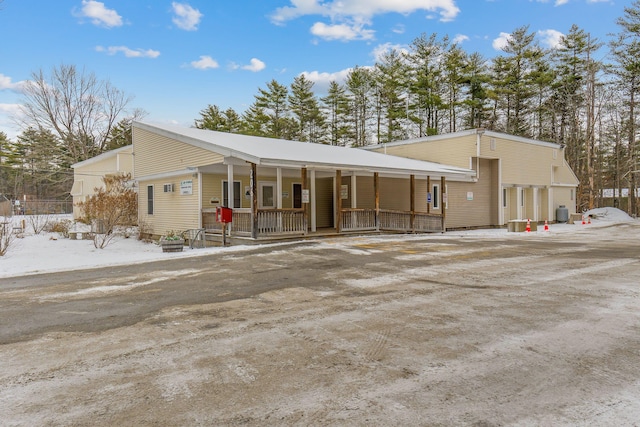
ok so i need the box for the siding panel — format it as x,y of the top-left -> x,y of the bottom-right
133,128 -> 224,178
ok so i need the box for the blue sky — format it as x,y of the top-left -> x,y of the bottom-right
0,0 -> 629,139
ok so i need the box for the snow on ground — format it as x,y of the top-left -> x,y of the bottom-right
0,208 -> 634,279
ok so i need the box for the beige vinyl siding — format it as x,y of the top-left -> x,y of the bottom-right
496,139 -> 554,186
72,149 -> 134,219
133,128 -> 224,177
355,176 -> 375,209
201,174 -> 304,209
378,135 -> 477,169
553,159 -> 579,184
117,151 -> 133,173
202,174 -> 250,209
445,159 -> 497,228
139,174 -> 200,236
553,187 -> 577,216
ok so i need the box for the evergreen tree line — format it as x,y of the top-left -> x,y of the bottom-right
1,2 -> 640,215
195,3 -> 640,214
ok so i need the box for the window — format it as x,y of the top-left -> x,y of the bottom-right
147,185 -> 154,215
223,181 -> 241,208
432,184 -> 440,209
259,182 -> 276,208
520,188 -> 525,207
503,188 -> 508,208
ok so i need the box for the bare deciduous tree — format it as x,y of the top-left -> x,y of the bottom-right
19,64 -> 132,165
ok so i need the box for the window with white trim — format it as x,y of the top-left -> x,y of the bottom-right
223,181 -> 241,208
432,184 -> 440,209
147,185 -> 154,215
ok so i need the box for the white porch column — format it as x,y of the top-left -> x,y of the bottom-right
276,167 -> 283,209
310,169 -> 317,232
198,172 -> 203,229
227,163 -> 234,208
516,186 -> 523,219
227,163 -> 234,233
350,174 -> 357,208
548,187 -> 554,221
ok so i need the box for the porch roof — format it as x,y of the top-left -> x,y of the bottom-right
134,121 -> 476,181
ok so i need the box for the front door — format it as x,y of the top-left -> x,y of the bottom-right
293,183 -> 302,209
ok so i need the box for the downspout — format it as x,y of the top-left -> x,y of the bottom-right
476,128 -> 484,181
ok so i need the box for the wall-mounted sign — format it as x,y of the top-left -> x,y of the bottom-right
341,184 -> 349,200
245,186 -> 251,199
467,191 -> 474,201
427,192 -> 432,203
282,191 -> 289,198
301,189 -> 310,203
180,180 -> 193,195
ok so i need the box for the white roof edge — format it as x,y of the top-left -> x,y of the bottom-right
133,121 -> 475,180
363,128 -> 563,150
71,145 -> 132,169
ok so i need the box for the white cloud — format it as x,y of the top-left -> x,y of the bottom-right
0,104 -> 23,139
171,2 -> 203,31
75,0 -> 123,28
538,29 -> 564,49
95,46 -> 160,58
452,34 -> 469,45
492,32 -> 512,51
0,74 -> 27,92
241,58 -> 266,72
310,22 -> 375,41
392,24 -> 405,34
271,0 -> 459,42
190,55 -> 219,70
371,43 -> 409,62
271,0 -> 460,23
300,68 -> 354,92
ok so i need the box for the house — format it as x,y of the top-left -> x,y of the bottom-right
364,129 -> 579,228
70,145 -> 134,219
130,121 -> 476,240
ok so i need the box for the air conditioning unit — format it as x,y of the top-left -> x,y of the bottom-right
163,183 -> 174,193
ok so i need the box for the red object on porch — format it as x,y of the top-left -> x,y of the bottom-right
216,206 -> 233,223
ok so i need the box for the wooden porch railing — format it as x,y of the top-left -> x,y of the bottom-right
378,209 -> 443,233
340,209 -> 377,231
258,209 -> 306,235
202,208 -> 306,237
203,207 -> 442,238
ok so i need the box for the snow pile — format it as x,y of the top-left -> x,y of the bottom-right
584,207 -> 634,223
0,209 -> 637,279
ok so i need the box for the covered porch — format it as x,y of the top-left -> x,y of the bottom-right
196,161 -> 454,240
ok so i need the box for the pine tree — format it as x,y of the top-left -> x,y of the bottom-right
322,81 -> 351,146
345,66 -> 374,146
289,75 -> 325,142
254,79 -> 290,139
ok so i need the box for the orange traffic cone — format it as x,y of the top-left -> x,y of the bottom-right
526,218 -> 531,233
544,219 -> 549,231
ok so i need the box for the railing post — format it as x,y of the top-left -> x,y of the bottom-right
301,167 -> 308,234
374,172 -> 379,231
336,169 -> 342,233
410,174 -> 415,233
251,163 -> 258,239
441,176 -> 446,232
